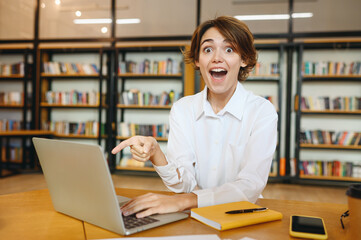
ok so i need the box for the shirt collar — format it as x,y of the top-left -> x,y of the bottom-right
195,82 -> 248,121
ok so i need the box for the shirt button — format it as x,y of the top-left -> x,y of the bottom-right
215,141 -> 219,144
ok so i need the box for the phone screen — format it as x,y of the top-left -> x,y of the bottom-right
291,216 -> 326,234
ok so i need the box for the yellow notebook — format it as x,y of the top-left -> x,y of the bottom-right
191,201 -> 282,231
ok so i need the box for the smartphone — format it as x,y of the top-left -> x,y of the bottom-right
289,215 -> 328,239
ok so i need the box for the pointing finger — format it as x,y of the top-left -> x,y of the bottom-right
111,137 -> 138,154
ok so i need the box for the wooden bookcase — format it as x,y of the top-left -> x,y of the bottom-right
0,47 -> 47,176
294,41 -> 361,184
0,47 -> 30,174
112,44 -> 194,173
38,47 -> 110,147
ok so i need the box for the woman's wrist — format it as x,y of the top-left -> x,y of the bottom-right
150,141 -> 167,166
177,193 -> 198,211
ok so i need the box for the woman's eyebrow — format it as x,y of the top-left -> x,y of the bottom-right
200,39 -> 214,46
201,38 -> 232,46
224,39 -> 232,44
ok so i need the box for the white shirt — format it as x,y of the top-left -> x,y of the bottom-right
154,82 -> 278,207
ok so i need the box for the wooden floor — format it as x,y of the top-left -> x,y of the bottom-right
0,172 -> 349,204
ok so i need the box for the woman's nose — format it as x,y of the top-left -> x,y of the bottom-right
212,49 -> 224,63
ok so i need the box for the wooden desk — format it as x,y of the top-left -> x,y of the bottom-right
84,188 -> 349,240
0,188 -> 350,240
0,189 -> 85,240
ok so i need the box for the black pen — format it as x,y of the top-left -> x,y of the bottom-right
225,207 -> 268,214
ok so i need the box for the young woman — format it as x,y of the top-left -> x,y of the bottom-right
112,16 -> 278,218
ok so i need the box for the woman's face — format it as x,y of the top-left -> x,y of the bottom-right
195,27 -> 246,101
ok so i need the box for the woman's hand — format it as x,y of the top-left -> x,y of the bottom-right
121,192 -> 198,218
111,136 -> 167,166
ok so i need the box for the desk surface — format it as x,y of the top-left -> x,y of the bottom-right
0,189 -> 84,240
0,188 -> 350,240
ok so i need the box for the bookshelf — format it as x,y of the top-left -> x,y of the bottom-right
113,44 -> 194,173
294,41 -> 361,184
38,47 -> 110,149
0,47 -> 36,176
244,43 -> 285,179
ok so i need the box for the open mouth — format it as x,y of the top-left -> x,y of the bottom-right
210,68 -> 227,80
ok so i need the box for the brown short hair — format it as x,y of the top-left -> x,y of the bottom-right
184,16 -> 257,82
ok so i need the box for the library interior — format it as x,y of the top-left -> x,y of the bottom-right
0,0 -> 360,239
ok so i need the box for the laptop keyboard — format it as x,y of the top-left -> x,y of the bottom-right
123,214 -> 159,229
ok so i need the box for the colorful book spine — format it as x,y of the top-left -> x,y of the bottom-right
1,145 -> 23,162
0,119 -> 26,131
0,62 -> 24,76
301,96 -> 361,111
42,121 -> 103,136
300,130 -> 361,146
118,122 -> 169,138
299,160 -> 361,178
45,90 -> 100,105
0,92 -> 23,105
43,62 -> 99,74
119,90 -> 181,106
118,58 -> 181,75
303,61 -> 361,75
250,62 -> 280,75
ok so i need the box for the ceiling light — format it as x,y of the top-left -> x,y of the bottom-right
116,18 -> 141,24
73,18 -> 141,25
101,27 -> 108,33
235,12 -> 313,21
75,11 -> 82,17
41,3 -> 46,8
55,0 -> 61,5
73,18 -> 112,24
292,12 -> 313,18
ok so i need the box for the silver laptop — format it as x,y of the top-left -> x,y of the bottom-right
32,137 -> 188,235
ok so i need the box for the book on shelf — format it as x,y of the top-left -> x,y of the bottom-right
118,58 -> 181,75
301,96 -> 361,111
0,119 -> 25,131
0,92 -> 23,105
269,158 -> 278,176
1,145 -> 23,163
9,144 -> 23,162
42,121 -> 104,136
279,157 -> 286,176
45,90 -> 100,105
250,62 -> 279,76
43,62 -> 99,75
300,130 -> 361,146
303,61 -> 361,75
299,160 -> 361,178
289,158 -> 297,177
118,122 -> 169,138
190,201 -> 282,231
0,62 -> 24,76
119,89 -> 182,106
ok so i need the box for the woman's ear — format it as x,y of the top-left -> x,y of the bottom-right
240,60 -> 247,68
195,60 -> 200,68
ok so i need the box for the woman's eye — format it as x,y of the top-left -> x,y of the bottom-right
226,47 -> 233,53
203,47 -> 212,53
